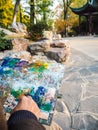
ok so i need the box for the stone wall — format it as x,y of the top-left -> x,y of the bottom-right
27,39 -> 70,63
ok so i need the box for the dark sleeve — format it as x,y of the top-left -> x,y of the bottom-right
0,101 -> 7,130
7,110 -> 45,130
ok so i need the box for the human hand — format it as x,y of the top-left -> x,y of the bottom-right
12,96 -> 40,119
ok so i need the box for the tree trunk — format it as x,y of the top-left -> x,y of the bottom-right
63,0 -> 69,20
19,5 -> 22,23
63,0 -> 66,20
30,0 -> 35,28
12,0 -> 21,25
43,12 -> 46,23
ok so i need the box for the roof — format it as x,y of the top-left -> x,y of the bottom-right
70,0 -> 98,16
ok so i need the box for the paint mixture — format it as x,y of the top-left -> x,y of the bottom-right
0,57 -> 65,124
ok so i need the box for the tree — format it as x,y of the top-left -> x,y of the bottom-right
12,0 -> 21,25
0,0 -> 14,28
54,19 -> 66,34
36,0 -> 53,23
54,0 -> 87,36
30,0 -> 35,27
70,0 -> 87,8
63,0 -> 74,20
11,0 -> 53,27
12,0 -> 36,27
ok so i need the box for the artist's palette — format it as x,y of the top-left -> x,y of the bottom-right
0,57 -> 65,125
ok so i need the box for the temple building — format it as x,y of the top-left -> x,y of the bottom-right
70,0 -> 98,35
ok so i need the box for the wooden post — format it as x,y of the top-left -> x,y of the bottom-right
86,15 -> 89,35
79,15 -> 81,35
89,14 -> 92,35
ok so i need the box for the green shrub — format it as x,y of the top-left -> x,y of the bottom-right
0,30 -> 13,51
29,21 -> 50,41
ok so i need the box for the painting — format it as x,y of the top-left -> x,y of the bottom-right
0,57 -> 65,125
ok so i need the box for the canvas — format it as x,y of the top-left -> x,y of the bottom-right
0,57 -> 65,125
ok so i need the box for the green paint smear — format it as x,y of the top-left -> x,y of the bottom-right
11,89 -> 22,98
7,58 -> 19,68
40,103 -> 52,111
29,64 -> 47,73
4,69 -> 12,74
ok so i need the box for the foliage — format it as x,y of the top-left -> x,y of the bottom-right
22,15 -> 30,27
12,0 -> 53,32
0,0 -> 29,28
16,5 -> 30,25
0,31 -> 13,51
54,19 -> 66,34
0,0 -> 14,28
36,0 -> 53,22
12,0 -> 29,25
29,21 -> 51,40
70,0 -> 87,8
69,0 -> 88,35
54,0 -> 87,36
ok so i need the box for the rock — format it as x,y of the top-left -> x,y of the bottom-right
46,39 -> 70,63
53,34 -> 62,40
0,50 -> 32,62
0,27 -> 16,36
45,47 -> 69,63
51,40 -> 70,48
10,22 -> 27,33
27,40 -> 50,55
43,31 -> 53,40
9,51 -> 32,62
12,38 -> 30,51
7,22 -> 28,37
0,52 -> 5,60
0,27 -> 27,38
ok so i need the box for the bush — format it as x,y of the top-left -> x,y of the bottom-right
0,30 -> 13,51
29,21 -> 50,41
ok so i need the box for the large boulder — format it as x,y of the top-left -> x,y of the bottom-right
0,25 -> 27,38
27,39 -> 70,63
12,38 -> 30,51
27,40 -> 50,55
45,40 -> 70,63
45,47 -> 69,63
51,39 -> 70,48
53,34 -> 62,40
0,27 -> 16,36
0,52 -> 5,60
43,31 -> 53,40
8,51 -> 32,62
10,22 -> 27,33
0,50 -> 32,62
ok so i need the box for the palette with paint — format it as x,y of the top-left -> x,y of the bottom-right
0,57 -> 65,125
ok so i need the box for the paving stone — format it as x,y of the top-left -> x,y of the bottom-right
72,113 -> 98,130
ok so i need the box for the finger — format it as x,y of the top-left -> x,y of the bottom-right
18,95 -> 26,101
26,95 -> 32,100
36,109 -> 40,119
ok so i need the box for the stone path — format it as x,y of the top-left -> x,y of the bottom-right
53,47 -> 98,130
